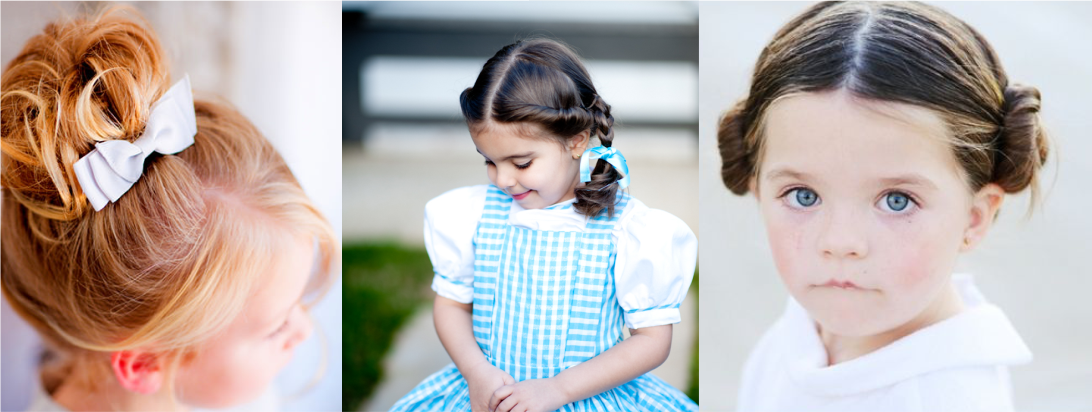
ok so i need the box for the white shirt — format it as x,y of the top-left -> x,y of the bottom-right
425,185 -> 696,330
738,274 -> 1032,412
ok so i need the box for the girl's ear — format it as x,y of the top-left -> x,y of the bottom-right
569,130 -> 591,159
961,183 -> 1005,252
111,350 -> 165,395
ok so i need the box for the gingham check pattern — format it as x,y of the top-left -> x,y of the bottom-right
391,186 -> 696,411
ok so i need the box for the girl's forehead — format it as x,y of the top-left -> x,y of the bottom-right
471,121 -> 562,155
759,90 -> 964,186
470,120 -> 547,140
765,90 -> 949,144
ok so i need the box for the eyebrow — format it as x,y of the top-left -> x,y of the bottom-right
764,167 -> 938,190
763,167 -> 813,182
877,174 -> 938,190
476,149 -> 534,162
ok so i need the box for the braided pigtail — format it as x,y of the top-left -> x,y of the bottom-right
573,94 -> 622,217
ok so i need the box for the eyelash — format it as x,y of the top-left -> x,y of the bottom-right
778,186 -> 820,209
268,318 -> 290,339
483,159 -> 532,169
877,190 -> 920,214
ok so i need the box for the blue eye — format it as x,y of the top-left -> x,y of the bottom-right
880,192 -> 915,213
786,188 -> 820,208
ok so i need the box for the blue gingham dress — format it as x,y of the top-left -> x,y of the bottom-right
392,186 -> 696,411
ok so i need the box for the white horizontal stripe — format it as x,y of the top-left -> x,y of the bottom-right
568,317 -> 597,325
361,57 -> 696,123
362,122 -> 697,162
568,329 -> 597,336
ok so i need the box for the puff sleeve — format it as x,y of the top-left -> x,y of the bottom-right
424,185 -> 488,304
613,201 -> 697,329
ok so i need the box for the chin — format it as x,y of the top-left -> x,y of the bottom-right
800,297 -> 895,337
812,313 -> 891,338
520,196 -> 551,210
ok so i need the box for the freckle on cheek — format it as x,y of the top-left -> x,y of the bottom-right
892,247 -> 932,288
792,228 -> 806,254
768,223 -> 804,284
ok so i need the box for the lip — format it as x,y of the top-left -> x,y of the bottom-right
819,279 -> 861,289
510,190 -> 532,200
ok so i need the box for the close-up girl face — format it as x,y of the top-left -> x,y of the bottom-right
754,89 -> 987,338
471,121 -> 587,210
173,234 -> 315,408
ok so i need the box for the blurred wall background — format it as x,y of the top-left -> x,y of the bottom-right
0,2 -> 342,411
342,1 -> 699,410
343,1 -> 699,241
699,2 -> 1092,410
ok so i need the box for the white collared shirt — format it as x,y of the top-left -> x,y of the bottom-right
738,274 -> 1033,412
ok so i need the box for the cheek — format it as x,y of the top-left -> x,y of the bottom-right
533,161 -> 564,187
176,341 -> 286,408
526,162 -> 569,199
761,203 -> 813,286
874,213 -> 961,291
486,166 -> 498,184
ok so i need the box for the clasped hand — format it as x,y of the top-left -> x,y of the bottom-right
487,377 -> 568,412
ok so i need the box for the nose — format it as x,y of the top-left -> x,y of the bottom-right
284,309 -> 314,351
493,165 -> 517,189
817,206 -> 868,260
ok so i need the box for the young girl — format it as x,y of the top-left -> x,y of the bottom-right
717,2 -> 1047,411
391,39 -> 698,412
1,7 -> 337,411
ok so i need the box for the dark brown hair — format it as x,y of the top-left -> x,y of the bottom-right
461,38 -> 621,217
718,1 -> 1049,203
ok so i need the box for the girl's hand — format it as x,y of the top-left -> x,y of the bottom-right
432,296 -> 513,412
488,378 -> 568,412
490,325 -> 672,410
465,361 -> 516,412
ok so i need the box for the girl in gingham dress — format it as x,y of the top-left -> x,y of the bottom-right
391,39 -> 698,412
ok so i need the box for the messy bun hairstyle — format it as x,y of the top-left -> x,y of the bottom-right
0,6 -> 337,392
718,1 -> 1049,203
460,39 -> 621,217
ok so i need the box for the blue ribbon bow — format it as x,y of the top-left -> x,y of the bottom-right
579,145 -> 630,189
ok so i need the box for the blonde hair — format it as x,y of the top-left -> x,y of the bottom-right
0,6 -> 337,394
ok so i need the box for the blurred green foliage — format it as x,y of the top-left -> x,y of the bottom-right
342,242 -> 434,411
687,269 -> 699,403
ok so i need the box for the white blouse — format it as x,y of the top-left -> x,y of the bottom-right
737,274 -> 1033,412
425,185 -> 696,330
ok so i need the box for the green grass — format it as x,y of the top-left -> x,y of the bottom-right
342,242 -> 435,411
687,269 -> 699,403
342,241 -> 702,409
